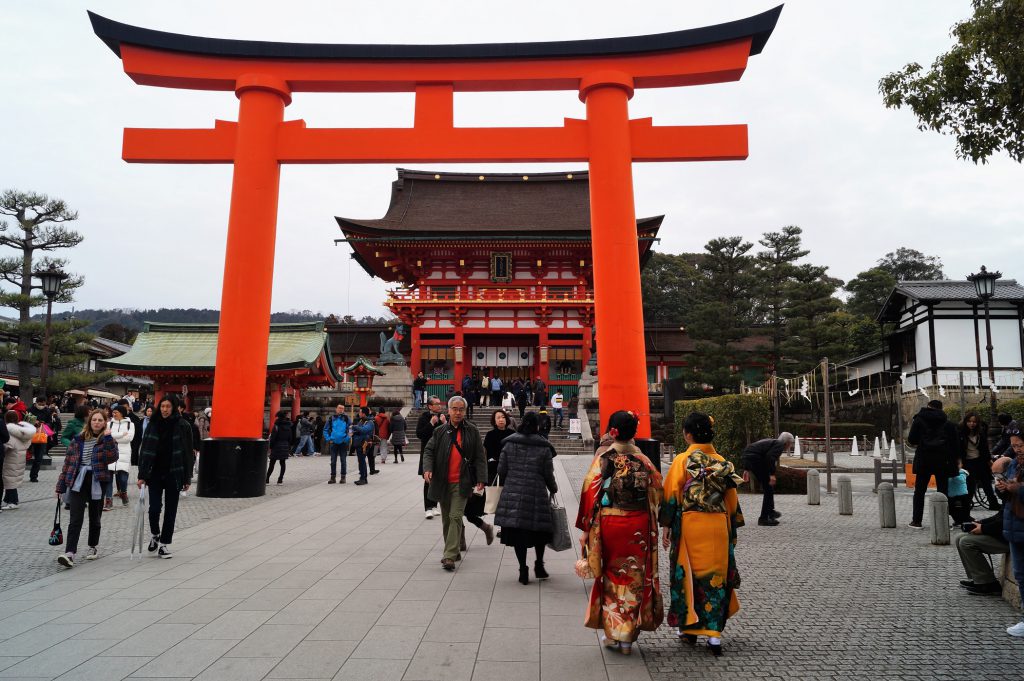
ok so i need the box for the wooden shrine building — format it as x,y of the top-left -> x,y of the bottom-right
337,169 -> 662,400
100,322 -> 342,419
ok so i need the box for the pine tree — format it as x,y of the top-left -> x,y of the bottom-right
0,190 -> 86,402
687,237 -> 756,393
753,226 -> 809,370
779,264 -> 850,372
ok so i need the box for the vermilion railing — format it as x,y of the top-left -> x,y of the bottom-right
386,287 -> 594,304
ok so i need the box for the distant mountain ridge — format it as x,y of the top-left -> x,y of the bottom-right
34,308 -> 326,334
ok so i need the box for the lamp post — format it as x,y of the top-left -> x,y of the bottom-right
967,266 -> 1001,444
33,266 -> 68,401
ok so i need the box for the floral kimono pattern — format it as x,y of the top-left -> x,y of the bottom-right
576,440 -> 664,642
659,444 -> 744,638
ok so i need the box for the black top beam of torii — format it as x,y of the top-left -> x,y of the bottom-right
88,6 -> 782,61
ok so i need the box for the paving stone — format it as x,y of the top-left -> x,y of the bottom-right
193,656 -> 279,681
402,641 -> 477,681
423,613 -> 486,643
266,640 -> 356,678
477,628 -> 540,662
349,625 -> 425,660
131,639 -> 237,678
470,660 -> 539,681
51,655 -> 151,681
223,624 -> 314,658
332,658 -> 409,681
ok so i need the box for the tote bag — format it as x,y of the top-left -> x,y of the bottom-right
547,493 -> 572,552
484,474 -> 503,515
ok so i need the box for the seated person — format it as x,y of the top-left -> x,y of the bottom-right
955,457 -> 1012,595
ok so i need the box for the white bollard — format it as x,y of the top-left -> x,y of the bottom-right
872,437 -> 881,458
795,436 -> 803,459
877,482 -> 896,528
881,431 -> 889,452
837,475 -> 853,515
806,468 -> 820,505
930,493 -> 950,545
850,436 -> 860,456
888,440 -> 898,461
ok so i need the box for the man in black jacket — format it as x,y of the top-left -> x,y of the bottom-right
422,395 -> 486,571
991,413 -> 1018,458
955,457 -> 1012,593
906,400 -> 960,529
417,397 -> 447,519
741,433 -> 794,526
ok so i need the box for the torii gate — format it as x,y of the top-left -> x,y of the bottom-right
90,7 -> 780,493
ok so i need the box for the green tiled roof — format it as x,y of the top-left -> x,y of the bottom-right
99,322 -> 341,380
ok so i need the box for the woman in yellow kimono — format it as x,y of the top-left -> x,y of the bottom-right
659,412 -> 744,657
576,410 -> 663,655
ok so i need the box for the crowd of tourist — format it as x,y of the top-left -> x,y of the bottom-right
8,380 -> 1022,649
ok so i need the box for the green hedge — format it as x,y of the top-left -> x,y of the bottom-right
674,395 -> 772,467
779,421 -> 877,439
943,398 -> 1024,426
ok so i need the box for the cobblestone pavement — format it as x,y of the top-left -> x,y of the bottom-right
0,454 -> 331,592
561,456 -> 1024,681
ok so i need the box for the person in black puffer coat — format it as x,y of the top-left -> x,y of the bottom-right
907,399 -> 960,528
494,411 -> 558,585
266,410 -> 293,485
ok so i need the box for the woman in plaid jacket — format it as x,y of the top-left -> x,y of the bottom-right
55,409 -> 119,567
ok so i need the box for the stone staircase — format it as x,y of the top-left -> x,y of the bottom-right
404,406 -> 592,457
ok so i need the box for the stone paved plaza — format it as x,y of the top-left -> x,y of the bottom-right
0,452 -> 1019,680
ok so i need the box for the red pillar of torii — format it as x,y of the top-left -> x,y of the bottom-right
90,7 -> 780,466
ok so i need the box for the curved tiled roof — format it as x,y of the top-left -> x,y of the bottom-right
336,169 -> 663,235
99,322 -> 342,381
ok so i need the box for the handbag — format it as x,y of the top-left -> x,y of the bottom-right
575,547 -> 594,579
48,500 -> 63,546
484,473 -> 503,515
547,492 -> 573,552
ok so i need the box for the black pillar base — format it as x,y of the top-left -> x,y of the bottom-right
634,438 -> 662,474
197,438 -> 268,498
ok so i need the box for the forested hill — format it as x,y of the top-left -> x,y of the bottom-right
31,308 -> 396,344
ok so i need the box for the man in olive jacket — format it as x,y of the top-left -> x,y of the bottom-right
422,395 -> 487,570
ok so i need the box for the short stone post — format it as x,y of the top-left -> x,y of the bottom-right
930,493 -> 950,545
806,468 -> 820,505
837,475 -> 853,515
877,482 -> 896,528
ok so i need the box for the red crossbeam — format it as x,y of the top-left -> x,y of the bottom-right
123,119 -> 747,164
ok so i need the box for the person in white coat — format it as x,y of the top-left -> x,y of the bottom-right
3,410 -> 36,509
106,403 -> 135,509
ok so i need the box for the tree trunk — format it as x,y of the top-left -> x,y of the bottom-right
17,238 -> 34,404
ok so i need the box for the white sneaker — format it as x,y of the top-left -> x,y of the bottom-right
57,553 -> 74,568
158,544 -> 173,559
1008,621 -> 1024,637
432,508 -> 441,518
1,503 -> 18,510
425,510 -> 434,519
85,547 -> 99,561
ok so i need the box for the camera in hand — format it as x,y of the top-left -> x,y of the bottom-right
960,522 -> 977,533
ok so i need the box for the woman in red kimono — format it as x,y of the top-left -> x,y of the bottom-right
576,410 -> 663,655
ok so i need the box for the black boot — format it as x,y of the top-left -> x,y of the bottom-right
534,561 -> 549,580
518,567 -> 529,585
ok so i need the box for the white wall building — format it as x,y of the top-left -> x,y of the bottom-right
877,279 -> 1024,393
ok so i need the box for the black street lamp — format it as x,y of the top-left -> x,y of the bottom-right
967,266 -> 1002,443
33,266 -> 68,400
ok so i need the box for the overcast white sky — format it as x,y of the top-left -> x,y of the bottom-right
2,1 -> 1020,320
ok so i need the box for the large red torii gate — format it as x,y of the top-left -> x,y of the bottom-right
90,7 -> 780,494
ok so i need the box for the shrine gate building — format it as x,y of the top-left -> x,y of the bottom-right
337,169 -> 662,401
